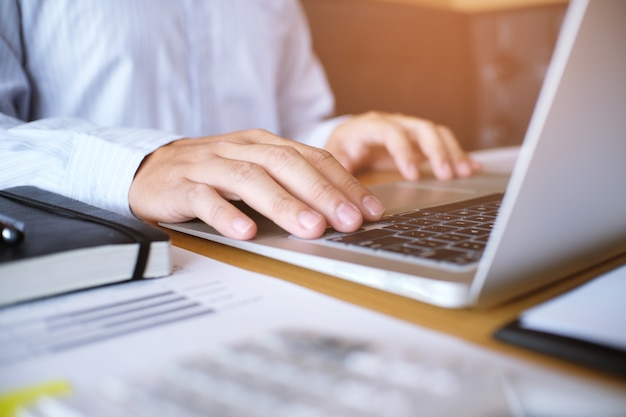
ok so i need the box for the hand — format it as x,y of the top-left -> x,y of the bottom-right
129,129 -> 385,240
326,112 -> 482,180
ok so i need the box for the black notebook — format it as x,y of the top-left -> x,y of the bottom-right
0,186 -> 172,306
495,320 -> 626,380
494,263 -> 626,380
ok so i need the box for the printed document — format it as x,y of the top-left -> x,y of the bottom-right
1,247 -> 625,416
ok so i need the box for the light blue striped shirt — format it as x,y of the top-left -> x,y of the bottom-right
0,0 -> 337,216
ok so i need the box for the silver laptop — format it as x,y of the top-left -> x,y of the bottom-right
162,0 -> 626,309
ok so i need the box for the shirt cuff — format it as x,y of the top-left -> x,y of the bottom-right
68,127 -> 182,217
294,115 -> 352,149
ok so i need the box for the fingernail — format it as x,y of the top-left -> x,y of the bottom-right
363,195 -> 385,217
403,162 -> 418,180
298,210 -> 324,230
337,202 -> 362,226
438,162 -> 453,179
232,216 -> 254,236
457,161 -> 472,177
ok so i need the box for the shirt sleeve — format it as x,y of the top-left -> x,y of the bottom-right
0,119 -> 182,217
0,0 -> 31,126
294,115 -> 352,149
275,1 -> 344,149
0,3 -> 182,216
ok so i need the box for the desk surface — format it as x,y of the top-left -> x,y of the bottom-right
165,169 -> 625,390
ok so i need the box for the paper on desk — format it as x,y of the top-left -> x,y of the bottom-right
1,247 -> 625,417
520,263 -> 626,351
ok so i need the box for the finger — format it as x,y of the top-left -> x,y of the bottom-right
391,116 -> 454,180
327,144 -> 359,175
379,124 -> 424,181
326,114 -> 421,179
213,139 -> 384,226
185,182 -> 258,240
212,142 -> 378,232
436,125 -> 482,177
186,155 -> 330,239
356,119 -> 422,181
129,155 -> 260,240
298,145 -> 386,222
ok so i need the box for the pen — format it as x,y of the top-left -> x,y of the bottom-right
0,213 -> 25,245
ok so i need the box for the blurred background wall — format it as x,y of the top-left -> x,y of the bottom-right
301,0 -> 567,150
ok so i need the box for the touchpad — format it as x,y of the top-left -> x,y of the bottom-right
368,175 -> 508,212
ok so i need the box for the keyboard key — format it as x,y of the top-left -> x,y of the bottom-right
329,229 -> 394,244
408,239 -> 447,249
396,210 -> 434,219
422,225 -> 460,234
398,230 -> 437,239
433,233 -> 466,243
408,219 -> 441,227
447,220 -> 480,228
450,209 -> 479,216
382,245 -> 427,257
380,214 -> 414,224
359,236 -> 412,249
454,241 -> 486,251
383,223 -> 419,231
466,215 -> 494,223
456,228 -> 491,237
429,214 -> 462,222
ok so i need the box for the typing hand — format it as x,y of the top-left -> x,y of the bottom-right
129,129 -> 385,240
326,111 -> 482,180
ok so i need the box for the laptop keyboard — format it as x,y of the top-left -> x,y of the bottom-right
324,193 -> 503,267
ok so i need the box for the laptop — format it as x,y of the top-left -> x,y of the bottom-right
161,0 -> 626,309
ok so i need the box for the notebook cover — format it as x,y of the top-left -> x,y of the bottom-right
0,186 -> 171,284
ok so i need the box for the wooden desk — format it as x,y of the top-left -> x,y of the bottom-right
165,170 -> 626,390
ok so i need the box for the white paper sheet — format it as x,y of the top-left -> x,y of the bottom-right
520,263 -> 626,351
1,247 -> 625,417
